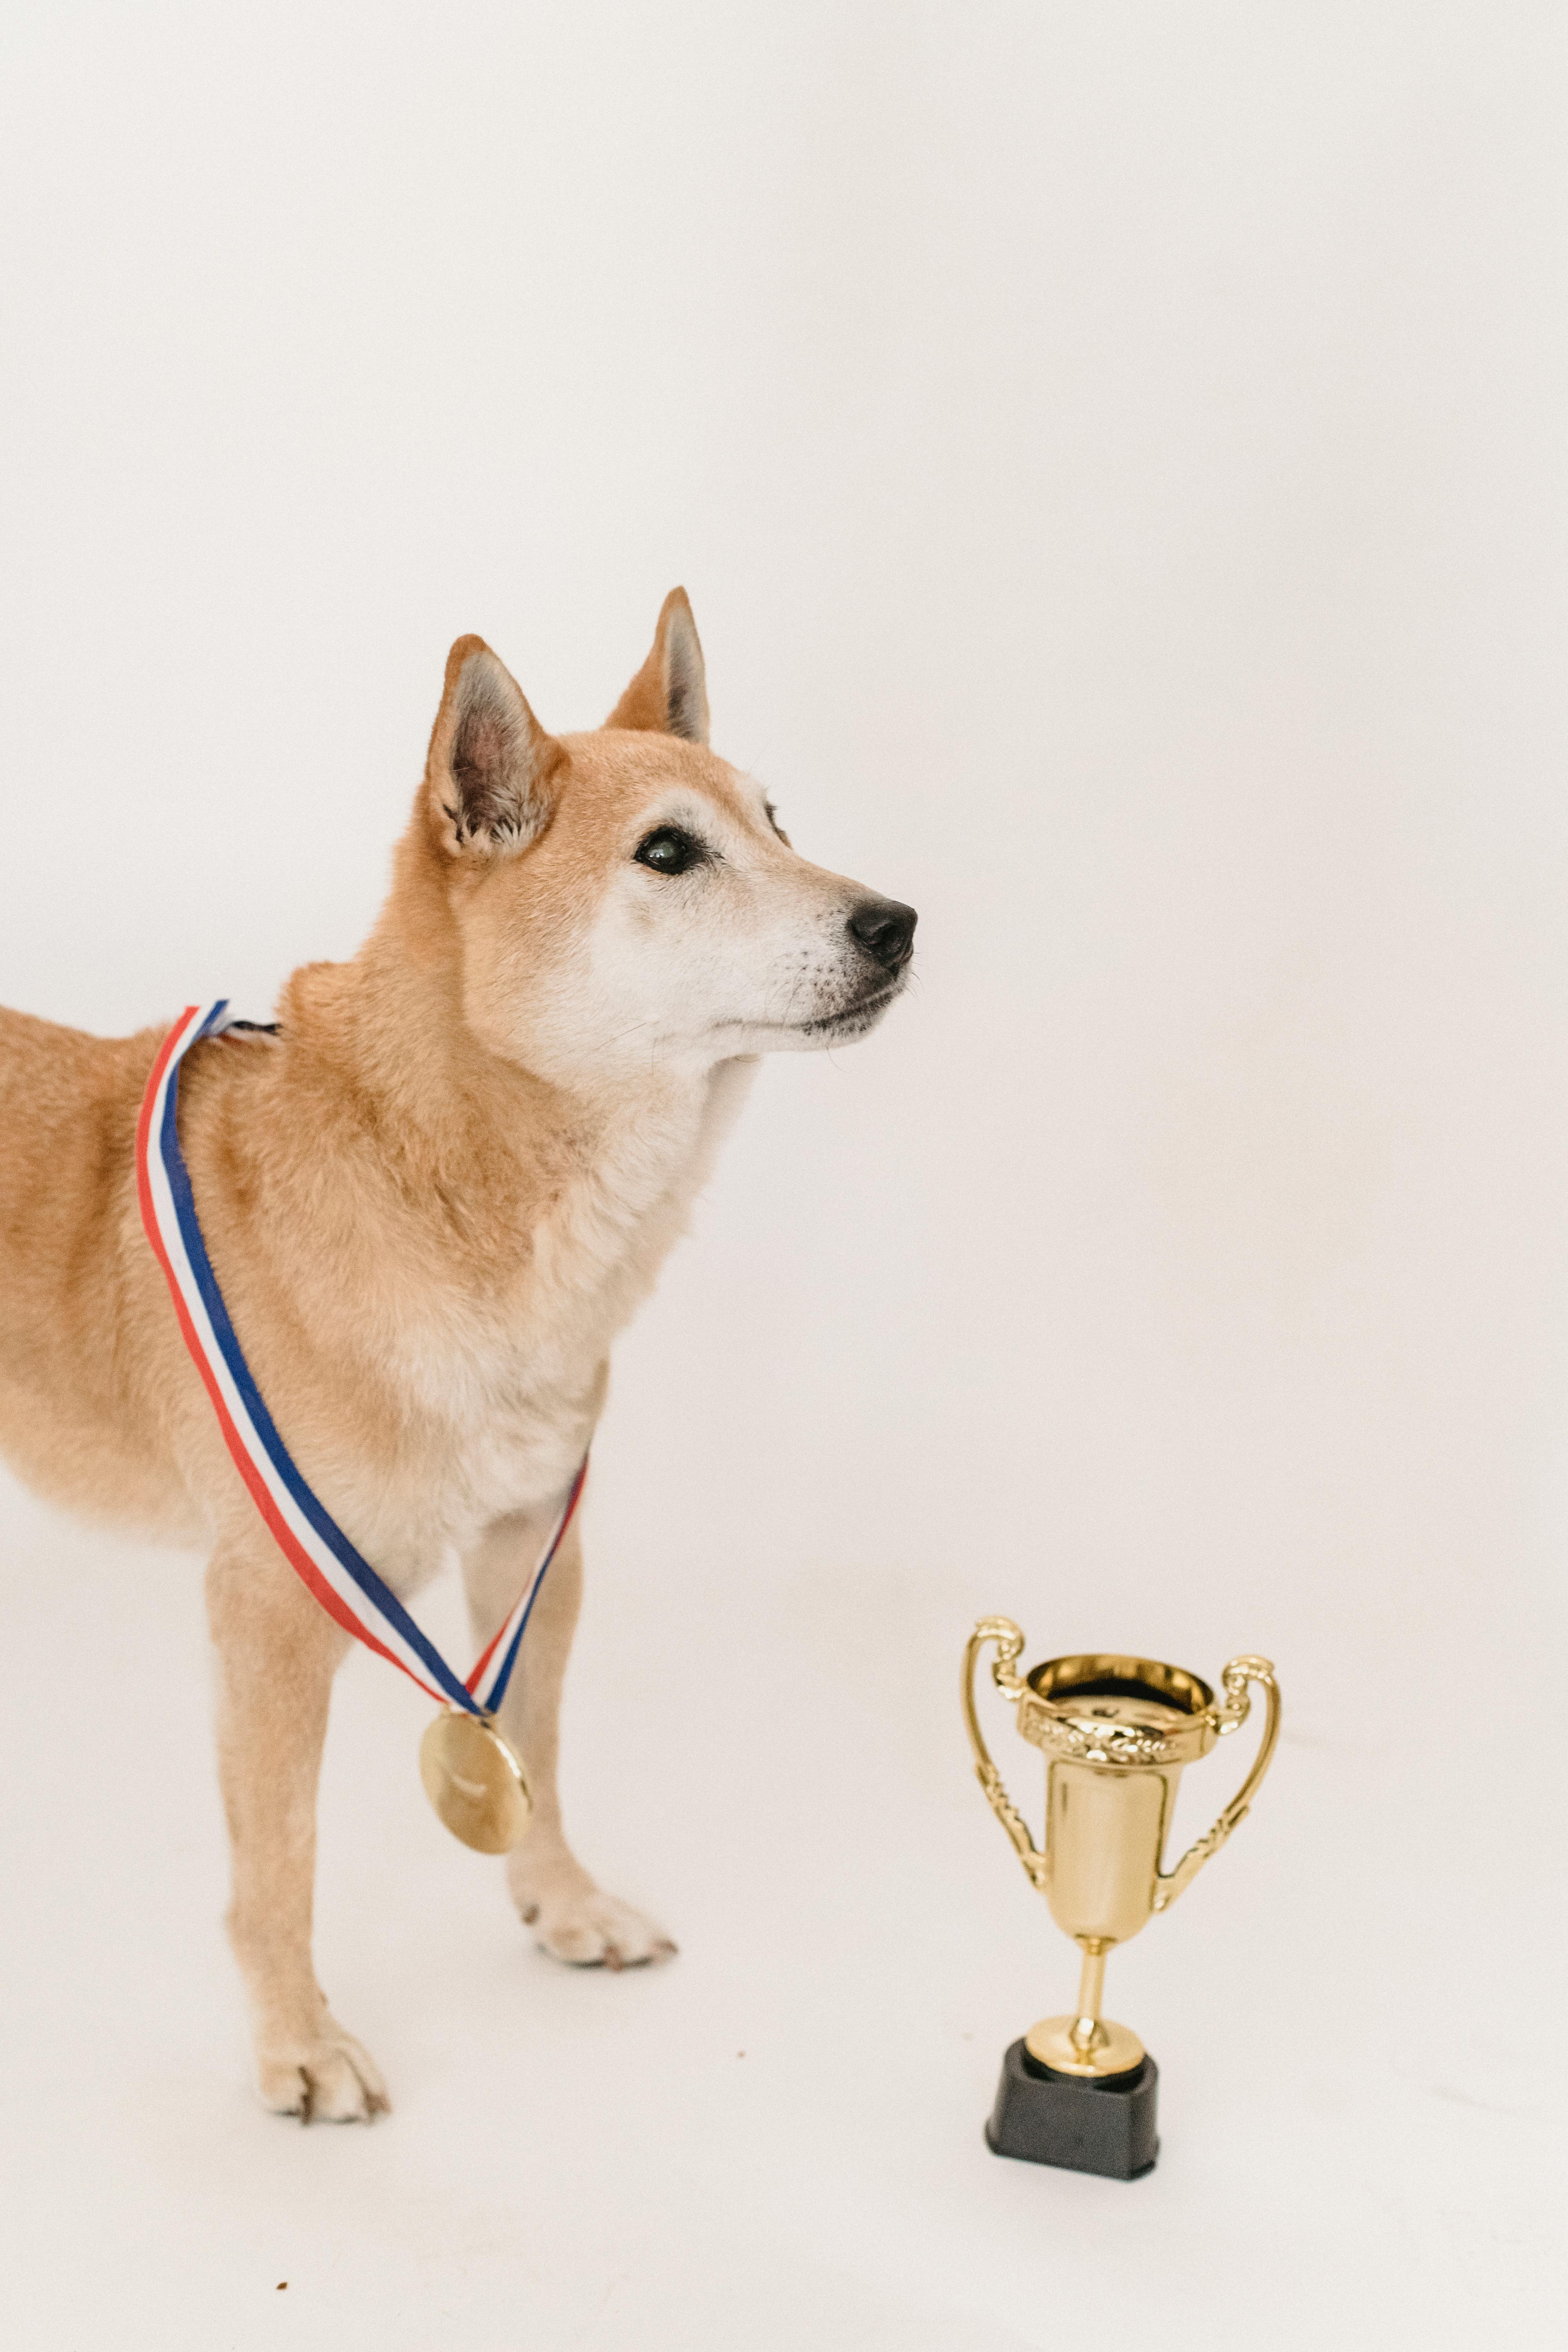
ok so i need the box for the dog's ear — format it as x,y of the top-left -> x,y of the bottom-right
604,588 -> 710,745
426,637 -> 563,856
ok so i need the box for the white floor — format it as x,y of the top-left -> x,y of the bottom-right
1,1447 -> 1556,2352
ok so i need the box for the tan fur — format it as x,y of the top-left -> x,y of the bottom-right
0,593 -> 913,2120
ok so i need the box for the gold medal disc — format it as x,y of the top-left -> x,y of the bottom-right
418,1710 -> 532,1853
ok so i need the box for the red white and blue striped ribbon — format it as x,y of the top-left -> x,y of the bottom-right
136,1000 -> 586,1717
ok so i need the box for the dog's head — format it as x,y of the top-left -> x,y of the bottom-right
416,591 -> 916,1087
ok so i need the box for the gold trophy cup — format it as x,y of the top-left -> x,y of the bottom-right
963,1617 -> 1280,2177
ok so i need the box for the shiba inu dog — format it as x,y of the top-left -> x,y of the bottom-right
0,592 -> 915,2120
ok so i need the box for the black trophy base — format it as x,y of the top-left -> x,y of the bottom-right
985,2038 -> 1159,2180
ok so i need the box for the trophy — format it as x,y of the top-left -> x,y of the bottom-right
963,1618 -> 1280,2179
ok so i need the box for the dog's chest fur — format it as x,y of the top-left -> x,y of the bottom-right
348,1057 -> 755,1573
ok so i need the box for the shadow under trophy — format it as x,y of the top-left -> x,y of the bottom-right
963,1618 -> 1280,2180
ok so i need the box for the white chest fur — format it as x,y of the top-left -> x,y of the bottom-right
365,1058 -> 756,1566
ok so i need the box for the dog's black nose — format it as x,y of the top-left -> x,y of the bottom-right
847,897 -> 917,975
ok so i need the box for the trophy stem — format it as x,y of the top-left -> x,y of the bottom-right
1071,1940 -> 1108,2056
1025,1936 -> 1144,2080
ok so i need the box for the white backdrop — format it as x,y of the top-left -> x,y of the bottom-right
0,5 -> 1561,2347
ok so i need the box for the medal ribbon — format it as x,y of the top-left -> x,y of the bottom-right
136,1000 -> 586,1717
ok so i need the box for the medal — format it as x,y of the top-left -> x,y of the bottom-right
419,1710 -> 532,1853
137,1000 -> 588,1853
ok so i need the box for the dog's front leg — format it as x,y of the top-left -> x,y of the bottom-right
463,1504 -> 675,1969
206,1531 -> 389,2120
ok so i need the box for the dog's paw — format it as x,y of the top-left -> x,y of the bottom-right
256,2017 -> 390,2123
512,1863 -> 676,1969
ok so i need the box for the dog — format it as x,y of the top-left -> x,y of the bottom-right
0,591 -> 915,2119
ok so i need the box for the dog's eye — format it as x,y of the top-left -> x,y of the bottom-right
634,826 -> 705,875
764,799 -> 789,844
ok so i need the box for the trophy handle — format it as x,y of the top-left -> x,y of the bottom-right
962,1617 -> 1049,1893
1152,1655 -> 1280,1911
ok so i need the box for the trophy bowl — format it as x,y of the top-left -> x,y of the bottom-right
963,1618 -> 1280,2178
